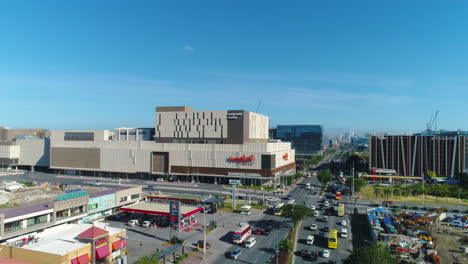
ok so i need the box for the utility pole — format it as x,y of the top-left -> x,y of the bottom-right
422,173 -> 425,208
202,201 -> 206,263
352,161 -> 355,198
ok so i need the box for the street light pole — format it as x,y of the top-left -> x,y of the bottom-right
352,161 -> 355,198
203,202 -> 206,263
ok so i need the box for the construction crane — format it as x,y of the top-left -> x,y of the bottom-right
426,110 -> 440,132
255,98 -> 262,114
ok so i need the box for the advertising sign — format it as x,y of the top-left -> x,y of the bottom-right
229,179 -> 241,185
58,189 -> 88,201
169,201 -> 181,226
227,112 -> 243,120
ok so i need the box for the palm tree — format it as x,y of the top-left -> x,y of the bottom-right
279,238 -> 293,252
373,187 -> 381,199
383,188 -> 392,202
393,188 -> 401,197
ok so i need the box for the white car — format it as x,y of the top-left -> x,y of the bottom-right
267,197 -> 279,202
310,224 -> 318,231
310,205 -> 316,210
340,228 -> 348,238
324,201 -> 329,207
156,178 -> 164,182
322,249 -> 330,258
90,181 -> 101,186
314,211 -> 319,217
341,220 -> 347,226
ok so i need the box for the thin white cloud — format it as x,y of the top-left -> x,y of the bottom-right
183,45 -> 194,51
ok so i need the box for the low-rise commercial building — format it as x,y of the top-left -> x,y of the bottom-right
0,223 -> 127,264
0,187 -> 141,242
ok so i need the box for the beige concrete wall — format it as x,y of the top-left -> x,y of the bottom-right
0,245 -> 62,264
49,138 -> 295,173
155,110 -> 228,139
16,139 -> 49,166
115,186 -> 142,207
0,145 -> 20,159
51,147 -> 100,169
247,112 -> 269,141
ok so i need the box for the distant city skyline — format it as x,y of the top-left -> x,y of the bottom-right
2,1 -> 468,132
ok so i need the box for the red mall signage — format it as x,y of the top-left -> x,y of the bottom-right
95,238 -> 108,247
228,155 -> 255,163
282,153 -> 288,160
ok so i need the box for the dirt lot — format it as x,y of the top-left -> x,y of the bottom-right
431,222 -> 468,264
0,184 -> 105,209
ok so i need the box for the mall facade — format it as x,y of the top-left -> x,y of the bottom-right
46,106 -> 295,185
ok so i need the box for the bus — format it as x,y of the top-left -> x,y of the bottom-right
233,224 -> 252,244
273,203 -> 285,216
337,204 -> 345,217
328,229 -> 338,249
335,192 -> 342,200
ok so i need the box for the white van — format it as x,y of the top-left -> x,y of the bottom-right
307,235 -> 315,245
306,183 -> 311,189
340,228 -> 348,238
244,237 -> 257,248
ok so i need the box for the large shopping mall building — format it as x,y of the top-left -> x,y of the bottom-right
1,106 -> 295,185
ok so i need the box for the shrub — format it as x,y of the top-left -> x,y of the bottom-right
464,210 -> 468,214
422,206 -> 429,211
453,209 -> 460,213
411,206 -> 419,210
403,205 -> 409,209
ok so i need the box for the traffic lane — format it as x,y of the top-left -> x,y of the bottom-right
212,215 -> 293,264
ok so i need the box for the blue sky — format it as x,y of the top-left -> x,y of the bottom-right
1,0 -> 468,134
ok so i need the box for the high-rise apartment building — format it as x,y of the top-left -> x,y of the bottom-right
369,133 -> 467,177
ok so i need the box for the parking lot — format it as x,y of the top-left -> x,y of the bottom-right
102,205 -> 287,264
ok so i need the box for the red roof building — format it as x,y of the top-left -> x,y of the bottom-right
77,226 -> 109,239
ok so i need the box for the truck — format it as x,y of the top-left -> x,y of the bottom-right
337,204 -> 345,217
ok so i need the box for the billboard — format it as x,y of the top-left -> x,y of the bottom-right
169,201 -> 181,226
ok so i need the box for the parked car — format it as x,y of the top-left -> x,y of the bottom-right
310,205 -> 316,210
324,226 -> 330,232
314,211 -> 319,217
323,215 -> 328,221
255,228 -> 270,235
156,178 -> 164,182
90,181 -> 101,186
306,235 -> 315,245
127,219 -> 139,226
230,248 -> 242,259
322,249 -> 330,258
298,249 -> 311,257
266,197 -> 279,202
142,220 -> 152,228
310,224 -> 318,231
244,237 -> 257,248
340,228 -> 348,238
305,251 -> 318,261
341,220 -> 347,226
196,240 -> 211,249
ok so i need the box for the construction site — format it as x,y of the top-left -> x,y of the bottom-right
0,180 -> 103,209
367,206 -> 468,264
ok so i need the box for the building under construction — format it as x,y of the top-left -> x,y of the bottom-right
369,131 -> 468,178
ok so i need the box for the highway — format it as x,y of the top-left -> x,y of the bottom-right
295,178 -> 353,264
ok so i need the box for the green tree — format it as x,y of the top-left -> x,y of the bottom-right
317,169 -> 332,186
456,172 -> 468,187
345,178 -> 367,193
373,187 -> 382,198
279,238 -> 293,252
344,243 -> 398,264
281,204 -> 314,225
427,170 -> 437,178
135,255 -> 161,264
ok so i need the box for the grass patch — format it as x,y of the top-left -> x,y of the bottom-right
221,199 -> 269,210
359,186 -> 468,206
19,181 -> 35,187
224,184 -> 275,192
